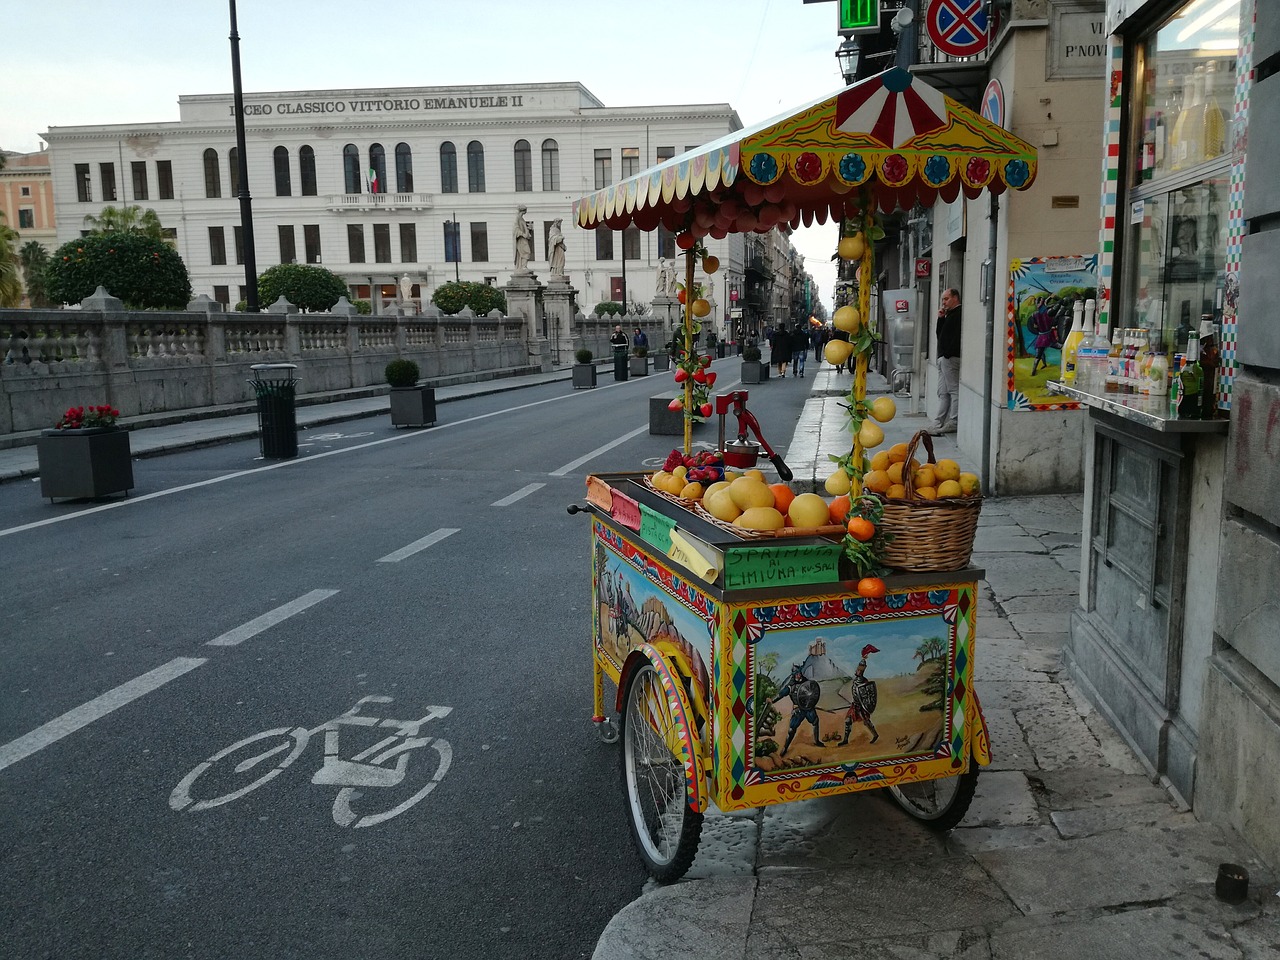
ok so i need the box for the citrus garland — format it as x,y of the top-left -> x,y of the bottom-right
670,237 -> 719,450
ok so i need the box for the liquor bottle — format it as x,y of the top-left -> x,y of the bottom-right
1177,329 -> 1202,419
1105,325 -> 1124,393
1061,301 -> 1086,383
1198,316 -> 1220,419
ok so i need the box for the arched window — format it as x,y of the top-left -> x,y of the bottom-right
395,142 -> 413,193
514,139 -> 532,192
343,144 -> 361,193
228,147 -> 240,197
440,142 -> 458,194
541,139 -> 559,192
273,146 -> 291,197
369,143 -> 387,194
299,145 -> 317,196
203,148 -> 221,198
466,141 -> 485,193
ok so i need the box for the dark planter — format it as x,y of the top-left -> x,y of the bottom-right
572,363 -> 598,389
649,396 -> 707,436
652,352 -> 671,372
389,386 -> 437,427
629,356 -> 650,377
741,360 -> 766,384
37,427 -> 133,502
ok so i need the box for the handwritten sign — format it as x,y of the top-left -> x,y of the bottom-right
640,503 -> 675,554
724,542 -> 842,590
667,529 -> 722,582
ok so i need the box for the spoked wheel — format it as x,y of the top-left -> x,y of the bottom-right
887,764 -> 979,831
621,662 -> 702,883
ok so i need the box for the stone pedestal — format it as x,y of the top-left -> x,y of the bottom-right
505,271 -> 549,371
651,296 -> 681,332
542,276 -> 578,366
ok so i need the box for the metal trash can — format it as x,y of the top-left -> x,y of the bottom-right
248,363 -> 299,459
613,345 -> 629,381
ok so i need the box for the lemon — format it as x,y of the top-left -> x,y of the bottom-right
870,397 -> 897,422
672,465 -> 688,480
958,472 -> 982,496
832,305 -> 861,334
651,470 -> 671,488
824,469 -> 852,496
915,485 -> 938,501
745,469 -> 767,483
913,465 -> 937,489
869,451 -> 891,472
886,483 -> 906,499
837,234 -> 865,261
937,479 -> 962,498
729,476 -> 775,510
788,493 -> 831,528
857,420 -> 885,449
738,506 -> 786,530
863,469 -> 891,494
679,481 -> 704,500
934,458 -> 961,483
824,339 -> 853,367
723,470 -> 742,482
706,489 -> 742,522
703,480 -> 731,501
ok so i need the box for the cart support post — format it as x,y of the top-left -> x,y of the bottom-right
683,249 -> 696,454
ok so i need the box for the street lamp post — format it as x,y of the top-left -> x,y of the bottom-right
228,0 -> 259,312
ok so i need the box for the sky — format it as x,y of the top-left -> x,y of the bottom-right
1,0 -> 856,308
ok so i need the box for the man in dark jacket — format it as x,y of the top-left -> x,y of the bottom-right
929,288 -> 962,434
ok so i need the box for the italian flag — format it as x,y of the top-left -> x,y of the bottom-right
368,168 -> 378,194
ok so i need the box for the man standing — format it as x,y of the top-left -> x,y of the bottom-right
929,288 -> 962,434
791,323 -> 808,378
610,324 -> 629,381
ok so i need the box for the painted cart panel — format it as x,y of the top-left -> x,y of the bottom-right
592,514 -> 990,814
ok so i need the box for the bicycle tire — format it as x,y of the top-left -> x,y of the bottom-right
886,763 -> 979,831
170,727 -> 309,812
331,738 -> 452,829
620,662 -> 702,883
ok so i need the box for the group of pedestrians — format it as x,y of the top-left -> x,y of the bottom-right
765,322 -> 842,379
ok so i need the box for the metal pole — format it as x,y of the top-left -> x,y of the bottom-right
620,231 -> 627,310
451,213 -> 460,282
228,0 -> 259,312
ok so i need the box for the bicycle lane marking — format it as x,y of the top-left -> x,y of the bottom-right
0,657 -> 208,774
206,589 -> 339,646
377,528 -> 460,563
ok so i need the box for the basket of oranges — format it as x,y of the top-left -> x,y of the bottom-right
865,431 -> 982,573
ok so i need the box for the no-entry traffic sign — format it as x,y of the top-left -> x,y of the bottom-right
926,0 -> 990,59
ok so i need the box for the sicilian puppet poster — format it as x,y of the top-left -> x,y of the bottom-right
1006,255 -> 1099,411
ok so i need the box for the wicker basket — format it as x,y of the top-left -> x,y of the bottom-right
875,430 -> 981,573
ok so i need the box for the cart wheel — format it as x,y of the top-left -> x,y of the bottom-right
620,662 -> 703,883
595,717 -> 619,744
887,764 -> 979,831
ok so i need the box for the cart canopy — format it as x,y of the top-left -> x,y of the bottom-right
573,68 -> 1037,233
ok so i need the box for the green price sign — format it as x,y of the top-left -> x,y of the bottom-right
839,0 -> 881,35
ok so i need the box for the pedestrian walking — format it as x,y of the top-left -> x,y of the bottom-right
929,288 -> 962,434
770,325 -> 792,377
791,323 -> 808,378
811,325 -> 825,363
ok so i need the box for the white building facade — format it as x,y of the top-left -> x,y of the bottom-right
42,82 -> 743,317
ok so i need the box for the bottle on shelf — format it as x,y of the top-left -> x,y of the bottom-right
1078,305 -> 1110,392
1198,315 -> 1220,419
1147,346 -> 1170,398
1177,329 -> 1202,419
1133,328 -> 1150,395
1105,325 -> 1124,393
1061,300 -> 1086,383
1202,61 -> 1227,164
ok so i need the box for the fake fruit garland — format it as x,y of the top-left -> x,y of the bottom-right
668,239 -> 719,426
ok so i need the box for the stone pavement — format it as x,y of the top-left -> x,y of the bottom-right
592,360 -> 1280,960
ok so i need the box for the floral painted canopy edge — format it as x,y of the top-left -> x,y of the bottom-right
572,68 -> 1038,235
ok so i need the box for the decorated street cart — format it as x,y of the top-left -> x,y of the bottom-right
570,69 -> 1037,881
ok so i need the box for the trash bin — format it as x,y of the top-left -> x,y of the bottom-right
613,345 -> 629,381
248,363 -> 299,459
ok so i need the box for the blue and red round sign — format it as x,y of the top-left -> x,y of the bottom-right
980,79 -> 1004,129
925,0 -> 990,59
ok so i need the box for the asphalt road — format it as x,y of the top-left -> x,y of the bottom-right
0,363 -> 813,960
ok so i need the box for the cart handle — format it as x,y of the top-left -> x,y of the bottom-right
566,503 -> 597,516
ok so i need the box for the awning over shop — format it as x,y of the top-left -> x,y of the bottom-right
572,67 -> 1037,234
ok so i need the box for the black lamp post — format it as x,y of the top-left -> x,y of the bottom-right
835,38 -> 861,85
228,0 -> 259,312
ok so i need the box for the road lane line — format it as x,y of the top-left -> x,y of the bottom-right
206,589 -> 339,647
0,657 -> 207,774
377,527 -> 460,563
492,483 -> 545,507
550,424 -> 648,476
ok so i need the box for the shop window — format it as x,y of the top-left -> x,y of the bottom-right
470,223 -> 488,262
440,142 -> 458,194
274,146 -> 291,197
374,223 -> 391,263
279,224 -> 297,264
343,144 -> 361,194
541,139 -> 559,191
514,139 -> 533,192
348,224 -> 365,263
131,161 -> 148,201
157,160 -> 174,200
466,141 -> 485,193
395,142 -> 413,193
299,146 -> 317,196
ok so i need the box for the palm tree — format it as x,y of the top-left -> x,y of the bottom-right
0,212 -> 22,308
19,240 -> 51,307
82,204 -> 164,239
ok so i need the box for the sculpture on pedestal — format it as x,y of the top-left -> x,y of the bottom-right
548,219 -> 567,278
513,205 -> 533,272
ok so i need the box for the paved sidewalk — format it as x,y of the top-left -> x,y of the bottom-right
593,363 -> 1280,959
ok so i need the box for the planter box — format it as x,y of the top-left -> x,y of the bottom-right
652,353 -> 671,372
741,360 -> 766,384
37,428 -> 134,502
389,386 -> 437,428
629,356 -> 650,377
649,396 -> 708,436
572,363 -> 598,389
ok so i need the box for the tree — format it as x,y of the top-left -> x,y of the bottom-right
430,280 -> 507,316
82,204 -> 164,239
0,213 -> 21,308
256,262 -> 348,312
19,241 -> 52,307
45,232 -> 192,309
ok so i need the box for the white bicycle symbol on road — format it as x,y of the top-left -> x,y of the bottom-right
170,696 -> 452,829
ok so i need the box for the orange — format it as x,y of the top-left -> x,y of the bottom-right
886,483 -> 906,499
887,461 -> 906,485
828,494 -> 852,525
769,483 -> 796,514
887,442 -> 910,464
856,577 -> 887,599
914,485 -> 938,501
862,470 -> 891,494
847,517 -> 876,541
869,451 -> 891,472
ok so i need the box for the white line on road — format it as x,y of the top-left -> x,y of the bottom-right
550,424 -> 649,477
492,483 -> 545,507
377,527 -> 460,563
206,589 -> 339,647
0,657 -> 208,774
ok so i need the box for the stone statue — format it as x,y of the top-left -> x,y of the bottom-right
399,273 -> 413,303
513,205 -> 533,271
548,219 -> 567,278
655,258 -> 677,298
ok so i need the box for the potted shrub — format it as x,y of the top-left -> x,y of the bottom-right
629,345 -> 650,377
37,404 -> 133,502
741,343 -> 767,384
652,337 -> 671,372
386,359 -> 436,428
573,348 -> 597,389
